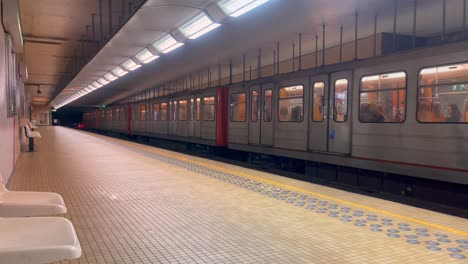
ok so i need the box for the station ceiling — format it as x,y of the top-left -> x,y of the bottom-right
19,0 -> 127,106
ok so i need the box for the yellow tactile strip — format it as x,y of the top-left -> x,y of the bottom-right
7,126 -> 467,264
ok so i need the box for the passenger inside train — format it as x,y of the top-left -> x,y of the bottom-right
432,102 -> 446,122
446,104 -> 462,122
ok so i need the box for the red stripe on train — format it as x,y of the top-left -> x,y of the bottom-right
355,156 -> 468,173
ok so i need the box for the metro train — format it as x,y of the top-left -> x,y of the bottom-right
83,40 -> 468,201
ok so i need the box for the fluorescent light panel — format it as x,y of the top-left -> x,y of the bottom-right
218,0 -> 270,17
135,48 -> 159,64
179,13 -> 220,39
189,23 -> 221,39
122,58 -> 141,71
97,77 -> 109,85
104,72 -> 117,81
92,81 -> 102,88
112,66 -> 128,77
153,35 -> 184,54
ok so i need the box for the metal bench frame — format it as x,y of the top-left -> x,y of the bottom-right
23,124 -> 41,152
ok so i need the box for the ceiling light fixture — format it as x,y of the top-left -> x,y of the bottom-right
122,58 -> 142,71
218,0 -> 270,17
179,12 -> 221,40
97,77 -> 109,85
92,81 -> 102,88
112,66 -> 128,77
153,35 -> 184,54
135,48 -> 159,64
104,72 -> 118,82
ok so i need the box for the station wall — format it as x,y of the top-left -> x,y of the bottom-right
0,17 -> 27,184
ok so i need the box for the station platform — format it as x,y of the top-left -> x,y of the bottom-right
8,126 -> 468,264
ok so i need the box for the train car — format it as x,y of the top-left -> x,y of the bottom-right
85,40 -> 468,190
227,41 -> 468,186
94,86 -> 229,147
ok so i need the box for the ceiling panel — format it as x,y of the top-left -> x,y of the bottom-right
128,6 -> 201,31
50,0 -> 220,107
19,0 -> 115,106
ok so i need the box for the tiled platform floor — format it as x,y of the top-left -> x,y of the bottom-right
8,126 -> 468,264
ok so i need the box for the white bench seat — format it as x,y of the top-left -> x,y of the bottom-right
28,122 -> 38,129
0,178 -> 67,217
24,125 -> 41,138
0,217 -> 81,264
0,191 -> 67,217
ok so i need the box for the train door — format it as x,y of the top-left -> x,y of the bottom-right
194,96 -> 202,138
328,71 -> 352,154
308,75 -> 329,152
168,101 -> 173,135
189,96 -> 195,137
275,77 -> 309,151
172,100 -> 178,136
248,86 -> 260,145
145,102 -> 150,133
229,84 -> 248,144
131,106 -> 136,131
160,101 -> 168,135
260,83 -> 274,146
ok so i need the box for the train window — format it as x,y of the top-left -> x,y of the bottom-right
418,63 -> 468,123
360,72 -> 406,123
115,108 -> 119,121
251,91 -> 259,121
231,93 -> 246,122
153,103 -> 159,120
264,89 -> 272,122
334,79 -> 348,122
278,85 -> 303,122
196,98 -> 201,121
313,82 -> 325,122
203,96 -> 216,121
179,100 -> 188,121
139,105 -> 146,121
